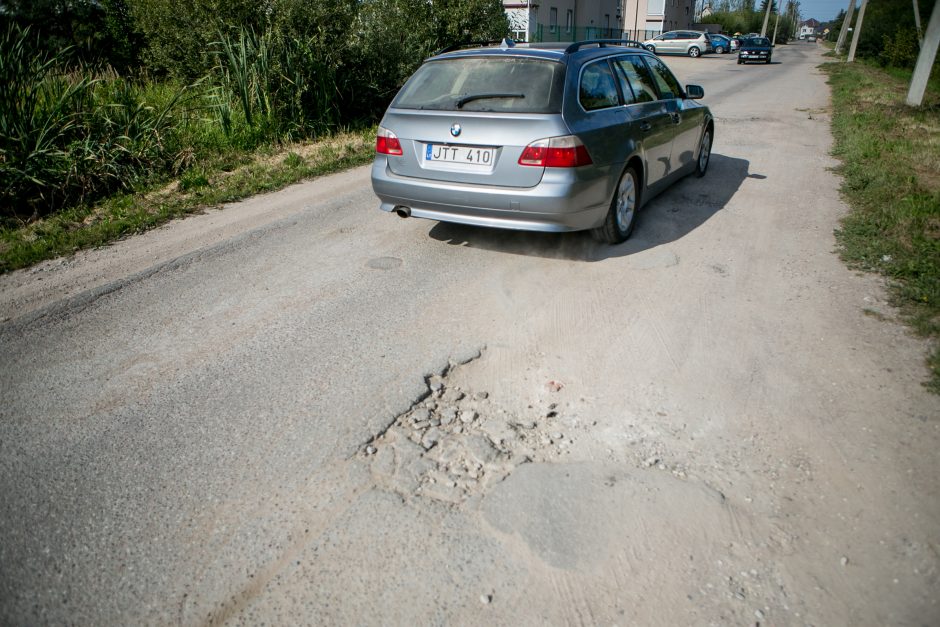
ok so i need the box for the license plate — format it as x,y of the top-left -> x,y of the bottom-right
425,143 -> 495,167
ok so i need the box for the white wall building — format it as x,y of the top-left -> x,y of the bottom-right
799,18 -> 820,39
503,0 -> 626,42
616,0 -> 695,40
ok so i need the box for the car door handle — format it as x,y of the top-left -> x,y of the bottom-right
639,121 -> 652,132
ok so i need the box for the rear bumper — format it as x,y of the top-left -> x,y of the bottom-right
370,157 -> 613,233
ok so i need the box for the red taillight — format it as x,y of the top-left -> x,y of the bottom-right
376,126 -> 403,156
518,136 -> 593,168
518,140 -> 549,166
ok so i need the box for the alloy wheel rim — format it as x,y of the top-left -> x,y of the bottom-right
699,132 -> 711,170
616,174 -> 636,232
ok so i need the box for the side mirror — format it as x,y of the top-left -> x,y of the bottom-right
685,84 -> 705,99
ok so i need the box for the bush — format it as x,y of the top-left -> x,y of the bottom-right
845,0 -> 931,63
127,0 -> 267,79
0,0 -> 137,70
880,27 -> 920,68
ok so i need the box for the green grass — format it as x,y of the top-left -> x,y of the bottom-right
0,127 -> 375,272
823,60 -> 940,392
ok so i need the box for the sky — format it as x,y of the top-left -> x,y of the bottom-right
798,0 -> 852,21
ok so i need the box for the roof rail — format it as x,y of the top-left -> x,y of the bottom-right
435,38 -> 516,55
564,39 -> 647,54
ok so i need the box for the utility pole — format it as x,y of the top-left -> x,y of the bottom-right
761,0 -> 773,36
772,10 -> 781,42
907,0 -> 940,106
847,0 -> 868,61
834,0 -> 855,54
913,0 -> 923,42
634,0 -> 642,41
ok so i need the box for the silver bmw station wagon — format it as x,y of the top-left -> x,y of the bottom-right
371,39 -> 714,244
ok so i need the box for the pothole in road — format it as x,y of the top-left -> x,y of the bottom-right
362,353 -> 590,505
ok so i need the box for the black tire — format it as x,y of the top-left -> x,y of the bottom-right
688,46 -> 701,58
695,127 -> 712,178
592,167 -> 639,244
645,45 -> 656,53
737,58 -> 743,64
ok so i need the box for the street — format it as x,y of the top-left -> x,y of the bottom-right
1,41 -> 938,625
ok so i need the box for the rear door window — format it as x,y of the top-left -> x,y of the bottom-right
392,57 -> 563,113
614,56 -> 658,104
643,56 -> 684,100
579,60 -> 621,111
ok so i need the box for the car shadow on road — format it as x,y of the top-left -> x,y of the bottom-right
427,153 -> 752,262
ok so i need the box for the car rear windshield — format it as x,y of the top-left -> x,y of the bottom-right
392,56 -> 564,113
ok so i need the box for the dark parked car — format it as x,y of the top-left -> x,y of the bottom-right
738,37 -> 773,64
372,39 -> 714,244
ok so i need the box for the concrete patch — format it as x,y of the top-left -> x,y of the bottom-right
481,462 -> 747,572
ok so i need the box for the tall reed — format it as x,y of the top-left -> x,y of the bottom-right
213,28 -> 274,132
0,25 -> 186,221
211,27 -> 342,141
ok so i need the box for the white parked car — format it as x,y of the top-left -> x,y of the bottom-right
642,31 -> 713,58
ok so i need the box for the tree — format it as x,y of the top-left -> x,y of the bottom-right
847,0 -> 932,62
346,0 -> 436,119
707,5 -> 766,34
127,0 -> 268,78
428,0 -> 510,49
344,0 -> 508,120
759,0 -> 778,13
0,0 -> 143,70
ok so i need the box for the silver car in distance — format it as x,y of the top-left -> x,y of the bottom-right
371,39 -> 714,244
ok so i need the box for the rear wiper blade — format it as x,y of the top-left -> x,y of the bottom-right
456,93 -> 525,108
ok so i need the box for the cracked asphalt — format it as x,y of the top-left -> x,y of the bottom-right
2,42 -> 938,625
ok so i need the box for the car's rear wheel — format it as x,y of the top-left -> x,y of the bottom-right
695,128 -> 712,178
688,46 -> 701,58
715,45 -> 725,54
592,167 -> 638,244
645,45 -> 656,53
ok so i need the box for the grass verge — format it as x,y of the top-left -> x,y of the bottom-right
0,127 -> 375,273
823,60 -> 940,392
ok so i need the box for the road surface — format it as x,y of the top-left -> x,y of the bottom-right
2,41 -> 938,625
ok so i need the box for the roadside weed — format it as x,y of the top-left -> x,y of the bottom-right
0,127 -> 375,273
824,61 -> 940,392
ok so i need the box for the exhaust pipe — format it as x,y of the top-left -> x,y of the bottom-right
394,206 -> 411,218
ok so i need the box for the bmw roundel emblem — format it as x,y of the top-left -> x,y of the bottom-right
450,123 -> 461,137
